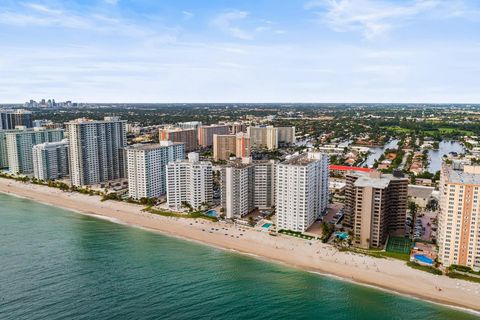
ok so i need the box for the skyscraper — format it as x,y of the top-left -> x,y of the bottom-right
5,127 -> 64,174
438,163 -> 480,271
66,117 -> 127,186
126,141 -> 185,200
166,152 -> 213,210
276,153 -> 329,232
344,170 -> 408,249
32,139 -> 69,180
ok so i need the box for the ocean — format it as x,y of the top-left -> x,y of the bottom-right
0,193 -> 477,320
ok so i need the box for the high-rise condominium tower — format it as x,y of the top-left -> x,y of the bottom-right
220,158 -> 276,219
32,139 -> 69,180
276,152 -> 329,232
0,109 -> 33,129
198,125 -> 229,148
247,126 -> 278,150
344,170 -> 408,249
5,127 -> 64,174
438,163 -> 480,271
66,117 -> 127,186
213,133 -> 251,161
166,152 -> 213,210
159,127 -> 198,152
126,141 -> 185,200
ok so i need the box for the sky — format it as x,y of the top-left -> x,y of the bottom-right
1,0 -> 480,103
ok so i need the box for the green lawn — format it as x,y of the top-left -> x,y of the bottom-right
383,126 -> 411,133
339,247 -> 410,261
447,272 -> 480,284
144,207 -> 218,222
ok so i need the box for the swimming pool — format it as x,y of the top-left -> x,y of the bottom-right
262,223 -> 272,229
335,232 -> 349,240
414,254 -> 433,265
205,210 -> 218,218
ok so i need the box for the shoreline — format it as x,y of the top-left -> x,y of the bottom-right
1,179 -> 480,314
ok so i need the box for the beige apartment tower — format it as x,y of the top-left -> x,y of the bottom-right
159,127 -> 198,152
438,164 -> 480,271
345,170 -> 408,249
198,125 -> 229,147
213,133 -> 250,161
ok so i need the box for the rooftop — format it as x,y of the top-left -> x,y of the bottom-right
354,176 -> 391,189
282,154 -> 317,166
65,117 -> 125,124
127,142 -> 184,151
330,165 -> 374,173
443,164 -> 480,185
408,185 -> 434,199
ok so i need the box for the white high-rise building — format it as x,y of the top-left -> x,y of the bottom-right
126,141 -> 185,200
32,139 -> 69,181
438,163 -> 480,271
66,117 -> 127,186
221,158 -> 276,219
253,160 -> 277,209
276,152 -> 329,232
221,158 -> 255,219
166,152 -> 213,210
5,127 -> 65,174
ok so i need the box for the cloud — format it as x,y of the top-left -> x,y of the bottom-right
104,0 -> 119,5
305,0 -> 442,39
0,2 -> 177,41
182,11 -> 194,20
210,10 -> 253,40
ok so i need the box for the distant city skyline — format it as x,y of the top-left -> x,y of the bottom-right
1,0 -> 480,103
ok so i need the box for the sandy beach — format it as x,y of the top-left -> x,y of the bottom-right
1,178 -> 480,314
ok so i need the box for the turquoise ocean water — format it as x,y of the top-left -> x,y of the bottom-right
0,193 -> 478,320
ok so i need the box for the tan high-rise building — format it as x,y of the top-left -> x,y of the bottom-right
213,133 -> 250,161
277,127 -> 296,145
438,164 -> 480,271
213,135 -> 236,161
235,132 -> 250,158
198,125 -> 229,147
228,122 -> 247,134
159,127 -> 198,152
247,126 -> 278,150
345,170 -> 408,249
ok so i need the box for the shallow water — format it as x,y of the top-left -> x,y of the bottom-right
0,193 -> 477,320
